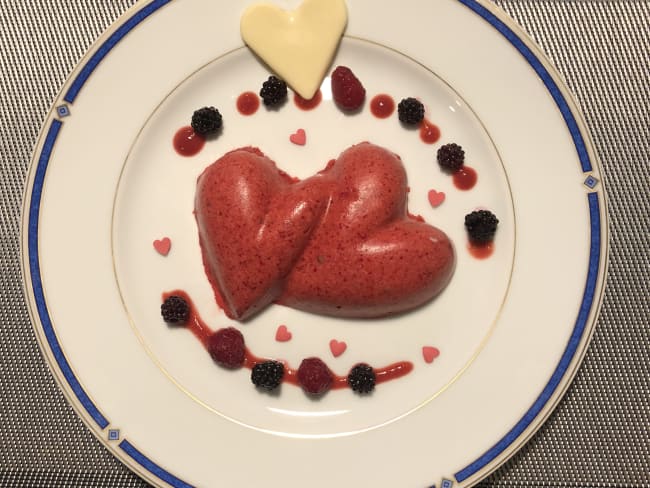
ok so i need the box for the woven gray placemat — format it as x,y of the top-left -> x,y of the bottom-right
1,1 -> 648,486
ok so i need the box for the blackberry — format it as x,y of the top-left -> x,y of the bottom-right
465,210 -> 499,243
398,97 -> 425,125
207,327 -> 246,368
161,295 -> 189,324
191,107 -> 222,136
347,363 -> 376,394
297,357 -> 333,395
251,360 -> 285,390
259,75 -> 288,106
437,143 -> 465,171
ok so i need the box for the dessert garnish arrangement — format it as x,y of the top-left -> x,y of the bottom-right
157,0 -> 499,397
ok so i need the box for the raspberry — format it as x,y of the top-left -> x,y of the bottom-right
259,75 -> 288,106
297,357 -> 333,395
331,66 -> 366,111
398,97 -> 425,125
161,296 -> 189,324
251,360 -> 284,390
437,143 -> 465,171
207,327 -> 246,368
191,107 -> 222,136
347,363 -> 376,394
465,210 -> 499,243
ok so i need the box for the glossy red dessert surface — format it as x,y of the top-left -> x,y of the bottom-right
195,142 -> 455,321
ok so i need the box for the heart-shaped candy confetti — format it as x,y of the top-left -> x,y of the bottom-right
329,339 -> 347,357
153,237 -> 171,256
275,325 -> 292,342
289,128 -> 306,145
240,0 -> 347,99
427,189 -> 446,207
422,346 -> 440,363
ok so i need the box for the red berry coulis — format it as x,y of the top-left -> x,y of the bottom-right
236,91 -> 260,116
453,166 -> 478,190
467,240 -> 494,259
370,94 -> 395,119
294,90 -> 322,111
162,290 -> 413,390
173,126 -> 205,157
419,118 -> 441,144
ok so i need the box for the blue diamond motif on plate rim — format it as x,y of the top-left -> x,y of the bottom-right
56,105 -> 70,117
584,175 -> 598,189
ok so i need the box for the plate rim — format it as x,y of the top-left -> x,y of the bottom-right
19,0 -> 610,487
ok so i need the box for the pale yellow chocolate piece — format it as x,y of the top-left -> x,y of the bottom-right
241,0 -> 347,100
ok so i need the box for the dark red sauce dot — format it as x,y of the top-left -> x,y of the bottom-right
468,241 -> 494,259
173,126 -> 205,157
236,91 -> 260,116
453,166 -> 478,190
419,118 -> 441,144
294,90 -> 322,110
370,94 -> 395,118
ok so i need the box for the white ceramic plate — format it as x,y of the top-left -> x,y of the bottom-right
22,1 -> 607,487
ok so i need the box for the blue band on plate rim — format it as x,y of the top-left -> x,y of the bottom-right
26,0 -> 601,486
28,119 -> 110,430
457,0 -> 591,173
455,191 -> 601,482
63,0 -> 172,104
119,440 -> 195,488
453,1 -> 598,481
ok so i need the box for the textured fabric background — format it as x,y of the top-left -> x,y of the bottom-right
1,1 -> 648,486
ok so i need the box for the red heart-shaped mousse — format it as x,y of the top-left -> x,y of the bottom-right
195,143 -> 455,321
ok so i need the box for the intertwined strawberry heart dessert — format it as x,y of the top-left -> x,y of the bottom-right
195,142 -> 455,320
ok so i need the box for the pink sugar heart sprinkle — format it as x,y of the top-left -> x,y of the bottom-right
329,339 -> 347,357
427,189 -> 446,208
422,346 -> 440,363
289,128 -> 306,146
275,325 -> 292,342
153,237 -> 171,256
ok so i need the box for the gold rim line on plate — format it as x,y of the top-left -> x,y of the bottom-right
20,114 -> 114,435
18,0 -> 608,484
17,0 -> 180,467
451,1 -> 610,483
109,37 -> 518,439
18,114 -> 160,487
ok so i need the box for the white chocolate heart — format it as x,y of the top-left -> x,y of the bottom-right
240,0 -> 348,100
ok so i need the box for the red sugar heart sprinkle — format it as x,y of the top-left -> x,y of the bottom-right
427,189 -> 446,207
422,346 -> 440,363
275,325 -> 292,342
329,339 -> 347,357
289,128 -> 306,145
153,237 -> 171,256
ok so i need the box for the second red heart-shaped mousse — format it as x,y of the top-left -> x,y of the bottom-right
195,142 -> 455,321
